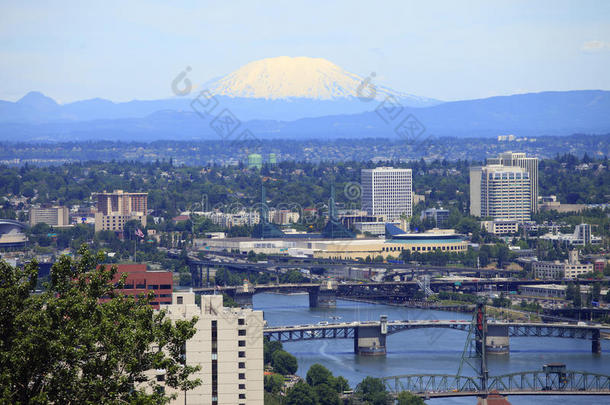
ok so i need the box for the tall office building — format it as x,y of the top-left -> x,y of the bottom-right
159,292 -> 264,405
469,166 -> 483,217
487,152 -> 538,212
29,206 -> 70,227
361,167 -> 412,221
92,190 -> 148,232
472,165 -> 531,221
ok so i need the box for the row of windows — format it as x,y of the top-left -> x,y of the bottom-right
382,245 -> 464,252
122,283 -> 171,290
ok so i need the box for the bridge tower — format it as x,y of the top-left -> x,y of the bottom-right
486,324 -> 509,355
308,279 -> 337,308
232,280 -> 254,307
592,329 -> 602,354
458,301 -> 489,395
353,315 -> 388,356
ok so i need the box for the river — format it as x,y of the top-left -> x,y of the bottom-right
253,292 -> 610,405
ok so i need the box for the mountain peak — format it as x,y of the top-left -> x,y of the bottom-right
206,56 -> 439,106
207,56 -> 360,100
17,91 -> 59,108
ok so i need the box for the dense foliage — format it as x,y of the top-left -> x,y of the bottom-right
1,154 -> 607,223
0,246 -> 201,404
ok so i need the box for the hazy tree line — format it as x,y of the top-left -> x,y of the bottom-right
1,154 -> 607,223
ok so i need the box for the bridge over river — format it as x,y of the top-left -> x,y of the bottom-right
375,304 -> 610,399
192,278 -> 602,308
263,318 -> 609,355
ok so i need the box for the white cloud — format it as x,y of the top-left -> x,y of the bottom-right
581,40 -> 608,52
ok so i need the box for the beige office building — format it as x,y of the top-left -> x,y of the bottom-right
533,250 -> 593,280
487,152 -> 538,212
160,292 -> 264,405
29,206 -> 70,227
92,190 -> 147,232
471,165 -> 531,221
480,219 -> 520,235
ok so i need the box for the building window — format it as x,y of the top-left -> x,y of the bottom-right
238,329 -> 246,336
239,373 -> 245,380
239,393 -> 246,399
238,351 -> 246,358
238,318 -> 245,325
238,340 -> 246,347
239,362 -> 245,368
177,296 -> 183,304
239,384 -> 246,389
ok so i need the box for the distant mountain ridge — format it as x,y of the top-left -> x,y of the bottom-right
0,57 -> 443,123
1,90 -> 609,142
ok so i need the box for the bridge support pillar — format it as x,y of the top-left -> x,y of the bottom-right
232,281 -> 254,308
592,329 -> 601,354
190,264 -> 204,288
308,280 -> 337,308
232,292 -> 253,307
486,324 -> 509,355
354,315 -> 387,356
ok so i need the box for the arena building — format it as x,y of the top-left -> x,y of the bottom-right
198,229 -> 467,261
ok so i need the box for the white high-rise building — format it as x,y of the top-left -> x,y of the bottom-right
159,292 -> 264,405
474,165 -> 531,221
487,152 -> 538,212
29,206 -> 70,227
361,167 -> 412,221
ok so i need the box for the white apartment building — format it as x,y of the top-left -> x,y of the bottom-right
533,250 -> 594,280
361,167 -> 412,221
487,152 -> 539,212
29,206 -> 70,227
160,292 -> 264,405
205,211 -> 261,228
540,223 -> 603,246
480,219 -> 520,235
471,165 -> 531,221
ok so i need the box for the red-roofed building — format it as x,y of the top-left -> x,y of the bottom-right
172,215 -> 190,224
100,264 -> 173,309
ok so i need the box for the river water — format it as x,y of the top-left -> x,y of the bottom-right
254,292 -> 610,405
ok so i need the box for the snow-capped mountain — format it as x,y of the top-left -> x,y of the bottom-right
205,56 -> 440,107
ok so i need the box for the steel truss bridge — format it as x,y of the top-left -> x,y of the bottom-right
382,370 -> 610,398
377,303 -> 610,398
263,320 -> 604,344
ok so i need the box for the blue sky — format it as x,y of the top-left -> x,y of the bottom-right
1,0 -> 609,103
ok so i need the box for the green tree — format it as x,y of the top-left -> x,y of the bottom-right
314,383 -> 341,405
397,391 -> 426,405
356,376 -> 390,405
0,245 -> 201,404
333,375 -> 350,393
271,350 -> 298,375
588,282 -> 602,306
264,373 -> 284,394
285,381 -> 317,405
306,363 -> 334,387
264,339 -> 284,364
